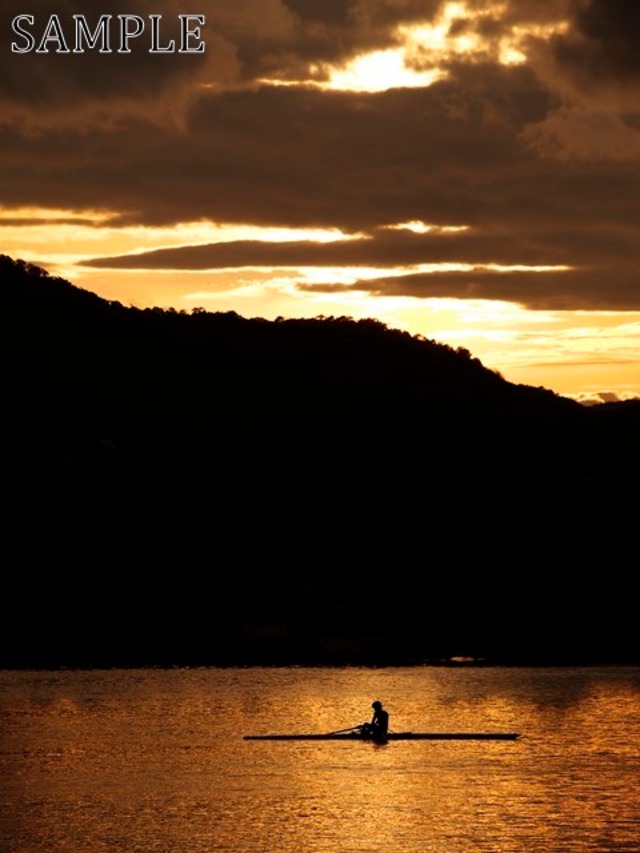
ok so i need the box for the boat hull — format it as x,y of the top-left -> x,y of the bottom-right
244,732 -> 519,741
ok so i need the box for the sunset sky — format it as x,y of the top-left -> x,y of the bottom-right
2,0 -> 640,402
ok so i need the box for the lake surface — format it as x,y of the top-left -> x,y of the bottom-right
1,666 -> 639,852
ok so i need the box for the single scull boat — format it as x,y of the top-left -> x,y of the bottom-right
244,731 -> 519,742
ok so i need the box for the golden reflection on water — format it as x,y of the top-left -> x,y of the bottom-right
1,667 -> 639,852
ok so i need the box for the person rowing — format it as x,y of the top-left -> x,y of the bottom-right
361,700 -> 389,740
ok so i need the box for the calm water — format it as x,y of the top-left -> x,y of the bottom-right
1,666 -> 639,852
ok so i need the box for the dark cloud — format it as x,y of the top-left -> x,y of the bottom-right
519,0 -> 640,159
555,0 -> 640,82
0,0 -> 238,128
282,0 -> 442,34
81,229 -> 554,269
0,69 -> 559,228
82,222 -> 639,272
503,0 -> 570,26
299,265 -> 640,311
284,0 -> 353,26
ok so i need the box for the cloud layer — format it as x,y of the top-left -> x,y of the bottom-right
2,0 -> 640,317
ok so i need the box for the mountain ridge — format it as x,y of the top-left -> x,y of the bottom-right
0,253 -> 581,429
2,254 -> 638,668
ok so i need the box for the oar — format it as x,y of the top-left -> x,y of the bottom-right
327,724 -> 364,735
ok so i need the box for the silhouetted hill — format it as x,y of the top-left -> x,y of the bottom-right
1,254 -> 579,433
1,254 -> 637,667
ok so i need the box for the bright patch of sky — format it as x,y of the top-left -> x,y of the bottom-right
261,2 -> 570,93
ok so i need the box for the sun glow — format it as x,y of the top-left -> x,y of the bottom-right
319,49 -> 443,92
385,221 -> 470,234
298,2 -> 570,94
258,2 -> 571,94
398,2 -> 570,73
398,2 -> 485,56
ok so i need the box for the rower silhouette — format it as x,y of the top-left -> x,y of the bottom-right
361,700 -> 389,741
